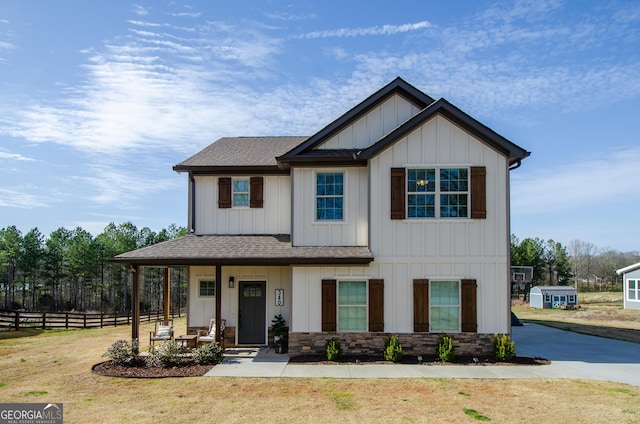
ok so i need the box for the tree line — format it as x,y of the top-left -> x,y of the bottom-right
511,235 -> 640,291
0,222 -> 187,313
2,224 -> 640,313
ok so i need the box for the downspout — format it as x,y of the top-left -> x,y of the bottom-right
189,173 -> 196,234
509,159 -> 522,171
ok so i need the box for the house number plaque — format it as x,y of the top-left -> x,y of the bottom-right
275,289 -> 284,306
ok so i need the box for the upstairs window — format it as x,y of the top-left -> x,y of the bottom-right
232,178 -> 249,207
407,167 -> 468,218
392,167 -> 485,220
316,172 -> 344,220
218,176 -> 263,209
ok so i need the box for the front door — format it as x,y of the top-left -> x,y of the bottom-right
238,281 -> 266,344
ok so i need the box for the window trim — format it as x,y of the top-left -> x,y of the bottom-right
232,177 -> 250,208
407,166 -> 470,219
429,279 -> 461,333
198,278 -> 216,298
337,280 -> 368,332
391,166 -> 485,220
315,170 -> 346,222
628,279 -> 639,302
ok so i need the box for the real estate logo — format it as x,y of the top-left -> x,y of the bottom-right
0,403 -> 63,424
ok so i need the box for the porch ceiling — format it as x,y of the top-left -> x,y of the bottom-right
109,234 -> 374,266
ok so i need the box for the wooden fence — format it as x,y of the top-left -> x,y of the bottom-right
0,308 -> 185,331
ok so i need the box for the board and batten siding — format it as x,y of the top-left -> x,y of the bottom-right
291,260 -> 507,334
318,93 -> 422,150
291,114 -> 513,335
187,265 -> 292,331
291,167 -> 368,247
369,114 -> 511,334
192,175 -> 291,235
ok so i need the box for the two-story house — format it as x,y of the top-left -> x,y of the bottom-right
114,77 -> 530,356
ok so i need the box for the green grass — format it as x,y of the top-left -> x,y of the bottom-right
463,408 -> 491,421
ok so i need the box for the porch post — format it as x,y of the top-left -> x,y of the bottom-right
163,267 -> 170,322
131,265 -> 141,352
215,265 -> 222,344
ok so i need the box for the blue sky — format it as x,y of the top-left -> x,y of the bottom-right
1,0 -> 639,252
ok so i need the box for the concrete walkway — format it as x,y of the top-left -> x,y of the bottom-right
205,324 -> 640,386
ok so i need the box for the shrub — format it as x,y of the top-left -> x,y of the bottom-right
192,342 -> 224,365
103,339 -> 138,365
145,340 -> 182,368
436,334 -> 455,362
325,338 -> 342,361
383,335 -> 403,363
493,333 -> 515,362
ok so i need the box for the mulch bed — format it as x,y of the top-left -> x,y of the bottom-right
287,355 -> 550,366
92,358 -> 214,378
93,355 -> 550,378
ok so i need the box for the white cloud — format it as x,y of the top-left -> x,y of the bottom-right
511,147 -> 640,214
0,151 -> 34,161
297,20 -> 433,39
0,188 -> 50,208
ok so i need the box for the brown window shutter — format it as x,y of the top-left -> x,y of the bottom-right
470,166 -> 486,219
321,279 -> 336,332
413,279 -> 429,332
218,177 -> 231,209
250,176 -> 263,208
390,167 -> 406,220
461,279 -> 477,332
368,279 -> 384,332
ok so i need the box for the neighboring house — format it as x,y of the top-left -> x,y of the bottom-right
113,77 -> 530,356
616,262 -> 640,310
529,286 -> 578,309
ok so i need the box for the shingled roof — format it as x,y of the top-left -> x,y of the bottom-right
173,136 -> 307,174
111,234 -> 374,266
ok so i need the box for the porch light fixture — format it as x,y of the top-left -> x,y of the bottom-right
228,276 -> 235,288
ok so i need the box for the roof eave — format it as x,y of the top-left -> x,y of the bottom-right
173,165 -> 289,175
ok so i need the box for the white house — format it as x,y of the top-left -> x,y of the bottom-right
114,77 -> 530,356
616,262 -> 640,311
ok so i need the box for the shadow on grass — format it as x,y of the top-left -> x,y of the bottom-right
523,319 -> 640,345
0,329 -> 45,340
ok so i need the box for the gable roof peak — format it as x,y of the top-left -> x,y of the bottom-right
278,77 -> 435,162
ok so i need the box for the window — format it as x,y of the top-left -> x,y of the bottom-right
199,280 -> 215,297
338,281 -> 367,331
218,176 -> 263,209
413,279 -> 476,333
407,167 -> 468,218
568,294 -> 576,303
544,293 -> 551,303
232,178 -> 249,207
392,167 -> 485,220
322,279 -> 384,333
628,279 -> 639,301
316,172 -> 344,220
430,280 -> 460,332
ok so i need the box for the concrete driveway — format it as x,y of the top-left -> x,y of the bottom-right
512,323 -> 640,386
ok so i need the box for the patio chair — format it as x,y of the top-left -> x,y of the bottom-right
149,319 -> 174,346
197,318 -> 226,347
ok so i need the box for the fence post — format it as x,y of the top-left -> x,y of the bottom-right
14,311 -> 19,331
65,313 -> 69,329
42,311 -> 46,330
